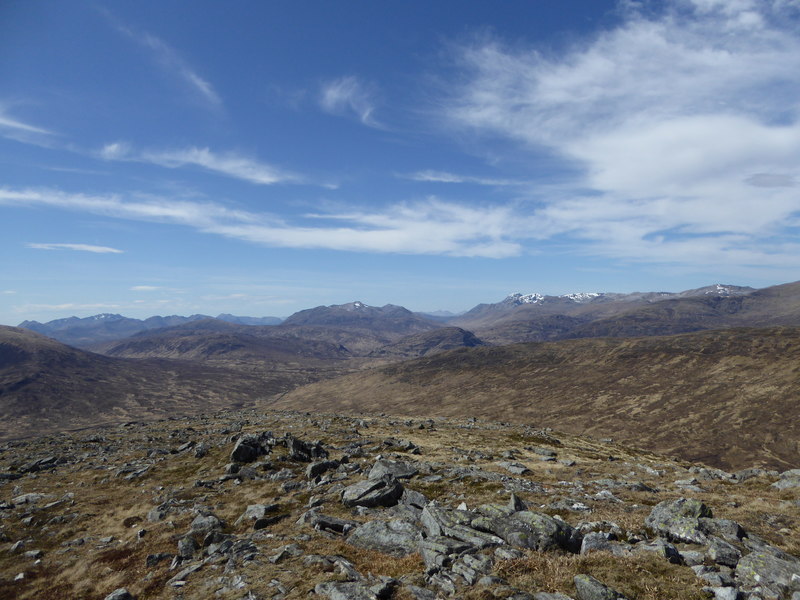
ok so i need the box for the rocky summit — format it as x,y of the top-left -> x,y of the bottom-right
1,410 -> 798,600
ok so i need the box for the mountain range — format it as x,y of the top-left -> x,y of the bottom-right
18,312 -> 283,348
15,282 -> 762,350
5,280 -> 800,469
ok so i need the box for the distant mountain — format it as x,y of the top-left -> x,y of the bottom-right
274,301 -> 443,355
283,301 -> 439,333
216,313 -> 282,326
271,326 -> 800,471
18,313 -> 211,348
569,281 -> 800,339
97,318 -> 353,366
18,312 -> 281,348
0,325 -> 281,439
452,284 -> 758,344
368,327 -> 486,359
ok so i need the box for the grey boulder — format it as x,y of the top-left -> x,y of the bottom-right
104,590 -> 135,600
347,519 -> 423,557
473,510 -> 581,553
573,574 -> 628,600
772,469 -> 800,490
735,550 -> 800,599
368,459 -> 418,480
644,497 -> 712,544
341,475 -> 404,508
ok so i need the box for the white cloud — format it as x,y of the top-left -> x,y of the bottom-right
405,170 -> 528,186
1,290 -> 16,295
26,242 -> 124,254
1,187 -> 526,259
100,142 -> 299,185
13,302 -> 123,313
0,105 -> 56,147
131,285 -> 160,291
440,0 -> 800,270
0,108 -> 52,136
141,147 -> 296,185
100,142 -> 130,160
320,76 -> 380,127
104,10 -> 221,108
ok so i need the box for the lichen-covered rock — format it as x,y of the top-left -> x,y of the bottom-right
632,539 -> 682,564
347,519 -> 423,557
286,434 -> 328,462
298,509 -> 359,534
368,459 -> 418,480
735,550 -> 800,599
644,497 -> 712,544
574,574 -> 628,600
307,459 -> 341,479
341,475 -> 404,508
234,503 -> 279,526
771,469 -> 800,490
419,535 -> 473,571
177,535 -> 198,558
699,517 -> 746,543
452,552 -> 494,585
473,510 -> 581,553
421,504 -> 505,548
706,535 -> 741,568
230,433 -> 266,463
315,576 -> 396,600
189,513 -> 222,536
581,532 -> 631,557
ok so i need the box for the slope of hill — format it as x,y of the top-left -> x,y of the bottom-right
96,319 -> 352,365
0,326 -> 329,440
270,326 -> 800,470
2,410 -> 798,600
367,326 -> 486,359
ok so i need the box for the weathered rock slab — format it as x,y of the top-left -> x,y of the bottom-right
347,519 -> 423,557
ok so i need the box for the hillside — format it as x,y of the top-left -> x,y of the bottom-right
1,409 -> 798,600
270,327 -> 800,471
95,319 -> 355,371
367,327 -> 486,359
0,326 -> 328,440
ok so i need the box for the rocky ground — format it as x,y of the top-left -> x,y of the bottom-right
0,410 -> 799,600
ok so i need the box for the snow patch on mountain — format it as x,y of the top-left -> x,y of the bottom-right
560,292 -> 602,303
504,293 -> 544,305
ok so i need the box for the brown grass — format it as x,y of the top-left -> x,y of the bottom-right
497,552 -> 708,600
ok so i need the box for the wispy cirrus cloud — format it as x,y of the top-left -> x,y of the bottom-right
13,302 -> 124,314
0,108 -> 52,136
404,170 -> 528,186
440,0 -> 800,270
100,143 -> 299,185
319,76 -> 380,127
130,285 -> 160,291
106,12 -> 221,108
0,105 -> 55,146
26,242 -> 124,254
2,186 -> 525,259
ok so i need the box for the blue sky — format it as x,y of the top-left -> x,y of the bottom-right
2,0 -> 800,324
